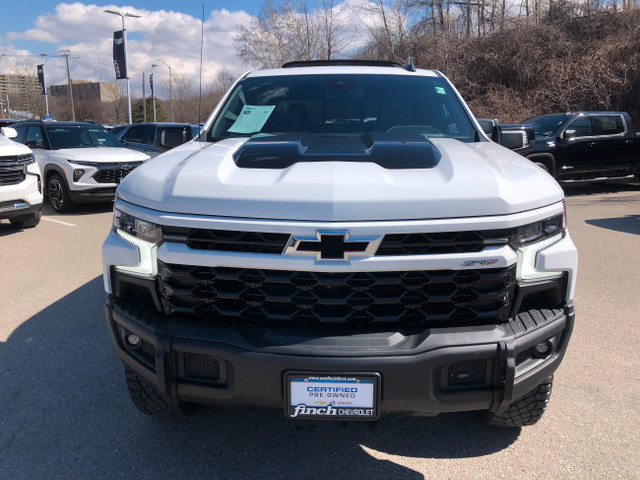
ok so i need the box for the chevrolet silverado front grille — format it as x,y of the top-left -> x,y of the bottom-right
157,263 -> 516,327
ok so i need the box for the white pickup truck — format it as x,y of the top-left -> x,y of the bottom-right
103,60 -> 578,427
0,126 -> 42,228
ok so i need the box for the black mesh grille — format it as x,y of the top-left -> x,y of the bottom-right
376,230 -> 510,255
0,156 -> 28,185
163,227 -> 290,254
184,353 -> 220,381
158,263 -> 516,327
92,162 -> 143,184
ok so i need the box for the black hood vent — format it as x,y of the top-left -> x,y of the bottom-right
232,133 -> 441,170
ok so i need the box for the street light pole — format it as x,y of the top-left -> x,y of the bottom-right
157,59 -> 172,121
104,9 -> 141,124
151,64 -> 157,122
40,53 -> 50,117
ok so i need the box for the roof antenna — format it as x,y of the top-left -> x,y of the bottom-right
404,57 -> 416,72
197,3 -> 204,138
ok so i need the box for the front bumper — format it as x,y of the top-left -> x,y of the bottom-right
106,294 -> 574,417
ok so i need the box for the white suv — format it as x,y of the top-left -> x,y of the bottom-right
103,60 -> 577,427
0,126 -> 42,228
12,121 -> 149,212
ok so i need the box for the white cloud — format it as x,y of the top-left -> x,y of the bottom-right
1,3 -> 254,97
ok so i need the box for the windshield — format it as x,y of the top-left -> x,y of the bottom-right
45,125 -> 124,149
522,114 -> 566,137
208,74 -> 475,142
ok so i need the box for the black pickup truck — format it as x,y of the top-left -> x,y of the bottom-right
522,112 -> 640,182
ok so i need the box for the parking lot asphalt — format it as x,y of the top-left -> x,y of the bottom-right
1,184 -> 639,480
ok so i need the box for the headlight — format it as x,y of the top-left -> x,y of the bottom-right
511,207 -> 565,248
513,204 -> 566,282
19,153 -> 35,165
113,209 -> 162,244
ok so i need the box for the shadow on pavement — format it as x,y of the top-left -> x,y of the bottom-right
0,277 -> 520,479
585,216 -> 640,235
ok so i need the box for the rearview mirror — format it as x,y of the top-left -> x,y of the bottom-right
561,129 -> 576,140
491,124 -> 534,155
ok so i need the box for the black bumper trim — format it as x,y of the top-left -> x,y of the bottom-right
0,201 -> 42,220
106,295 -> 574,416
68,187 -> 116,203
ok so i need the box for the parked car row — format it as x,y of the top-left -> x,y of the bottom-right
0,120 -> 199,217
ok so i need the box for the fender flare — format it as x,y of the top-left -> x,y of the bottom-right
42,164 -> 69,191
527,153 -> 556,178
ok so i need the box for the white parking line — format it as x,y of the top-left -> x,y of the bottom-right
42,217 -> 77,227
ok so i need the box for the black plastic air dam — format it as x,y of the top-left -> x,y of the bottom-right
232,132 -> 441,169
105,294 -> 574,416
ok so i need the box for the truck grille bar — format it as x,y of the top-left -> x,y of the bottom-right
161,227 -> 510,256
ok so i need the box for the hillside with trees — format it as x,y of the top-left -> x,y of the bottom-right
234,0 -> 640,124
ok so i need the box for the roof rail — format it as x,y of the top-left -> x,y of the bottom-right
282,59 -> 403,69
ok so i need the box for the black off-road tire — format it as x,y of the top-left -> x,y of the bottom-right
10,210 -> 41,228
484,377 -> 553,427
47,173 -> 74,212
124,367 -> 196,417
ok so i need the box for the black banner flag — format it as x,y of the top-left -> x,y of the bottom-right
112,30 -> 127,79
37,64 -> 46,94
149,74 -> 155,98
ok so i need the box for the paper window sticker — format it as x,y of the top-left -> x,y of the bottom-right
228,105 -> 276,134
435,87 -> 446,95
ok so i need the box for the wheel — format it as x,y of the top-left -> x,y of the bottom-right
483,377 -> 553,427
9,210 -> 41,228
124,367 -> 196,417
534,162 -> 550,173
47,173 -> 74,212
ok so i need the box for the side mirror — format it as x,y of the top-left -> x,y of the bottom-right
491,124 -> 534,155
561,129 -> 576,140
0,127 -> 18,139
476,118 -> 499,136
157,127 -> 190,151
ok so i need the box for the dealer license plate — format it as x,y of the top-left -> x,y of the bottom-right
285,373 -> 380,420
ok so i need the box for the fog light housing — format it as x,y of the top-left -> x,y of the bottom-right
534,341 -> 552,357
37,175 -> 42,193
73,169 -> 85,182
126,333 -> 141,348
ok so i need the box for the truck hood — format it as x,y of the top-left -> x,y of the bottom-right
117,137 -> 564,221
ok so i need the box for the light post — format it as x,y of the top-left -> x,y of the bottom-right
104,9 -> 141,124
151,64 -> 157,122
156,58 -> 172,121
40,53 -> 50,117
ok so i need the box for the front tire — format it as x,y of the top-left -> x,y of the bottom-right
47,173 -> 73,212
9,210 -> 41,228
484,377 -> 553,427
124,367 -> 196,417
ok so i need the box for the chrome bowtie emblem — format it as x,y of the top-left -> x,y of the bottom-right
284,230 -> 382,261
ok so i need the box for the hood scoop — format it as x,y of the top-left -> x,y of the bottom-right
233,133 -> 441,170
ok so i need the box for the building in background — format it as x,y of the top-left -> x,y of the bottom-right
50,80 -> 118,103
0,73 -> 42,112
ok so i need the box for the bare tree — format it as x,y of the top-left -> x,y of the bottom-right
172,74 -> 199,122
102,82 -> 126,125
